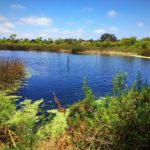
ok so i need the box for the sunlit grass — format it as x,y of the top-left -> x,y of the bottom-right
0,57 -> 25,91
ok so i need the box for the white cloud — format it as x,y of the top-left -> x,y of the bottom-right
75,29 -> 84,37
107,10 -> 118,17
10,4 -> 25,9
82,7 -> 93,12
110,26 -> 118,32
60,28 -> 84,38
3,22 -> 15,28
0,22 -> 15,34
20,16 -> 53,26
18,28 -> 84,39
94,28 -> 106,34
37,28 -> 60,39
85,19 -> 93,24
0,15 -> 15,35
0,28 -> 12,34
15,29 -> 57,39
0,15 -> 6,21
137,22 -> 144,28
16,32 -> 34,39
67,21 -> 76,26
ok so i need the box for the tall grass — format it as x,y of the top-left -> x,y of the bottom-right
0,58 -> 25,90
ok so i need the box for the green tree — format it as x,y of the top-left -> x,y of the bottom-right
121,37 -> 137,46
35,37 -> 43,43
100,33 -> 117,42
48,38 -> 53,44
9,34 -> 17,41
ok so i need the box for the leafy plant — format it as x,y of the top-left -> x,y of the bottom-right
67,72 -> 150,150
112,70 -> 128,96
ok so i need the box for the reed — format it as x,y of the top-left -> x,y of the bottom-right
0,58 -> 25,90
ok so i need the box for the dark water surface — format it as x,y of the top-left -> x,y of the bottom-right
0,50 -> 150,108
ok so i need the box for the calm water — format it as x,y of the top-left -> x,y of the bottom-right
0,50 -> 150,108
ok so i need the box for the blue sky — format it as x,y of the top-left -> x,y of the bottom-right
0,0 -> 150,39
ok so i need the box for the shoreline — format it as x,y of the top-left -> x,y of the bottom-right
73,50 -> 150,59
0,48 -> 150,59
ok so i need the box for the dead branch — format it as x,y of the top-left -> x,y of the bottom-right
0,126 -> 20,147
52,91 -> 65,113
8,130 -> 16,148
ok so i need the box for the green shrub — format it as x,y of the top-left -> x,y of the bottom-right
112,70 -> 128,96
67,73 -> 150,150
0,94 -> 44,149
0,94 -> 16,126
8,99 -> 43,149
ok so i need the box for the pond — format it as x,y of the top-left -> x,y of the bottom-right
0,50 -> 150,108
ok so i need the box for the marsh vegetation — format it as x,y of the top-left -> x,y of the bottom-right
0,58 -> 25,91
0,33 -> 150,56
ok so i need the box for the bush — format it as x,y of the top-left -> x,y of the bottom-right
67,72 -> 150,150
71,45 -> 86,53
140,49 -> 150,56
0,94 -> 44,149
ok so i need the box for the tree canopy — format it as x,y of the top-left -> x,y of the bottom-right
100,33 -> 117,42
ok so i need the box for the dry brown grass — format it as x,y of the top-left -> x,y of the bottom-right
0,57 -> 24,90
34,133 -> 79,150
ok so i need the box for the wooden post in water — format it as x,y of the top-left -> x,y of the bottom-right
52,91 -> 65,113
67,54 -> 70,71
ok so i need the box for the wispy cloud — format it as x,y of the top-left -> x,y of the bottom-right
107,10 -> 118,17
16,28 -> 58,39
0,15 -> 6,21
60,28 -> 84,38
0,28 -> 11,34
82,7 -> 94,12
0,14 -> 84,39
16,32 -> 34,39
2,22 -> 15,28
85,19 -> 93,24
10,4 -> 25,9
20,16 -> 53,26
67,21 -> 77,26
94,28 -> 106,34
137,22 -> 144,28
15,27 -> 84,39
109,26 -> 118,32
0,16 -> 15,35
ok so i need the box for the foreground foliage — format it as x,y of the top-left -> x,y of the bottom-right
0,71 -> 150,150
0,94 -> 43,149
67,72 -> 150,150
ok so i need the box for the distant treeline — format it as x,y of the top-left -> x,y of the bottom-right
0,33 -> 150,56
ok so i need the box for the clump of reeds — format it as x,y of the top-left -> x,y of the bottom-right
0,57 -> 25,90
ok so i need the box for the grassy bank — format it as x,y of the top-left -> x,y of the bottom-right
78,50 -> 150,59
1,35 -> 150,57
0,71 -> 150,150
